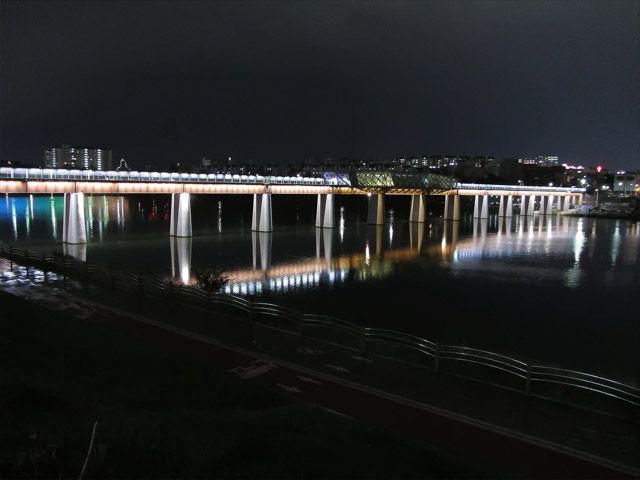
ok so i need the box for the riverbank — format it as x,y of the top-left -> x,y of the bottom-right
2,256 -> 639,479
559,210 -> 640,220
0,290 -> 476,479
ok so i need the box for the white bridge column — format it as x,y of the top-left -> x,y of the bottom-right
473,195 -> 489,219
543,195 -> 554,215
315,193 -> 335,228
558,196 -> 566,211
62,192 -> 87,244
252,193 -> 273,232
443,194 -> 460,221
367,194 -> 385,225
505,195 -> 514,218
409,194 -> 426,223
521,194 -> 536,216
528,194 -> 537,216
170,193 -> 192,237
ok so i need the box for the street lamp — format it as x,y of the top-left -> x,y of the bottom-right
595,189 -> 599,208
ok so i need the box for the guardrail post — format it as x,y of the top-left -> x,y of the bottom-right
435,343 -> 440,372
526,364 -> 531,395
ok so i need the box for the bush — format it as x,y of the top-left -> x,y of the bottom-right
193,268 -> 229,292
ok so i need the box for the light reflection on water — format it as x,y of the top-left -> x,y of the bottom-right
1,194 -> 639,379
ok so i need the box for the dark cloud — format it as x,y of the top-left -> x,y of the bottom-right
1,0 -> 638,171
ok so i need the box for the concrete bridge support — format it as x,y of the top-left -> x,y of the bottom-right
252,193 -> 273,232
521,195 -> 536,216
409,194 -> 427,223
170,192 -> 192,237
542,195 -> 554,215
473,194 -> 489,219
443,194 -> 460,221
367,194 -> 385,225
315,193 -> 335,228
498,195 -> 514,217
559,196 -> 569,211
63,192 -> 87,244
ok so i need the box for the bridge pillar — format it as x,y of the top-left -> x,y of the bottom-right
521,194 -> 536,216
315,193 -> 335,228
409,194 -> 426,223
170,193 -> 192,237
252,193 -> 273,232
443,194 -> 460,221
473,195 -> 489,219
367,194 -> 385,225
558,196 -> 566,211
62,192 -> 87,244
543,195 -> 554,215
505,195 -> 514,218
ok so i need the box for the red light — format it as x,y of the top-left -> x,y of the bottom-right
596,165 -> 603,173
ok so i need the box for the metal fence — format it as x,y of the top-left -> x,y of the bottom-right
1,243 -> 638,422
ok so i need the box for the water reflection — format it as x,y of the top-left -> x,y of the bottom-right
409,222 -> 424,251
1,197 -> 639,300
252,231 -> 272,271
51,196 -> 58,239
315,228 -> 333,262
63,243 -> 87,262
84,195 -> 128,239
170,236 -> 192,285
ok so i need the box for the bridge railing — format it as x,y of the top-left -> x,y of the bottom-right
456,183 -> 586,193
0,243 -> 637,423
0,167 -> 590,192
0,167 -> 326,186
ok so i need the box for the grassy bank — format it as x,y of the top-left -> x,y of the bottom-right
0,291 -> 475,479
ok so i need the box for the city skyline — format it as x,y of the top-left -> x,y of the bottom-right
1,1 -> 638,171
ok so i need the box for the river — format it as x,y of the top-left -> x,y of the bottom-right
1,193 -> 638,383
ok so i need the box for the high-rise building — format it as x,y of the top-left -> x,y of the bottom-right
44,145 -> 113,170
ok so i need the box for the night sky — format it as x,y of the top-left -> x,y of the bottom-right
1,0 -> 638,171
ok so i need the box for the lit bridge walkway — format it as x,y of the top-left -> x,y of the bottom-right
0,167 -> 585,244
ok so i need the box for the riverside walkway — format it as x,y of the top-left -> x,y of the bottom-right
0,259 -> 638,478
